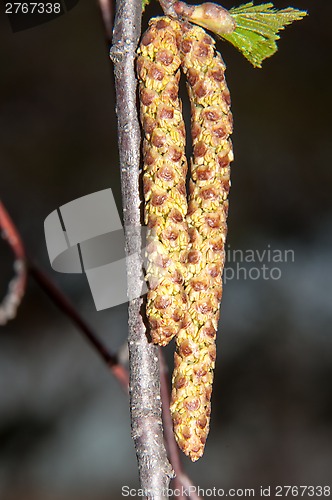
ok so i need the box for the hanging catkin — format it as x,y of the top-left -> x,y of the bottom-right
137,2 -> 306,462
170,23 -> 233,462
137,17 -> 189,346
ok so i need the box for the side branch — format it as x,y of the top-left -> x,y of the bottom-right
29,263 -> 129,391
0,200 -> 128,390
0,200 -> 27,325
110,0 -> 173,496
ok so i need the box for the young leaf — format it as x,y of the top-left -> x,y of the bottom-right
222,2 -> 307,68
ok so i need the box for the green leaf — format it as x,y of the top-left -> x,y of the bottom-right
142,0 -> 151,12
220,2 -> 307,68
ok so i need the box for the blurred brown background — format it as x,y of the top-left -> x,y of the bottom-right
0,0 -> 331,499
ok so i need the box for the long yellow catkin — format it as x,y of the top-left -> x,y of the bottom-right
137,18 -> 189,346
170,23 -> 233,461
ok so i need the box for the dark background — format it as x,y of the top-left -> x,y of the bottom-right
1,0 -> 331,499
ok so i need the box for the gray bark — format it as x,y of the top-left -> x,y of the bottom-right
110,1 -> 174,497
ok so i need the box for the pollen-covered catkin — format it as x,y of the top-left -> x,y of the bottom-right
170,23 -> 233,461
137,18 -> 189,346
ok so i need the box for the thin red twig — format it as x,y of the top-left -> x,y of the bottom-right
97,0 -> 114,42
29,263 -> 129,391
0,201 -> 25,259
0,200 -> 28,325
0,199 -> 129,391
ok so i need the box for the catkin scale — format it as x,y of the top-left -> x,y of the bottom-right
137,18 -> 189,346
170,23 -> 233,462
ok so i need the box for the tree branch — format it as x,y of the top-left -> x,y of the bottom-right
29,263 -> 129,391
110,0 -> 174,497
97,0 -> 114,42
0,200 -> 129,390
0,200 -> 27,325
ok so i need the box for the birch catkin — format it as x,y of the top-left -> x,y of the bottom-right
138,16 -> 233,461
137,18 -> 189,346
170,24 -> 233,461
137,2 -> 305,461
